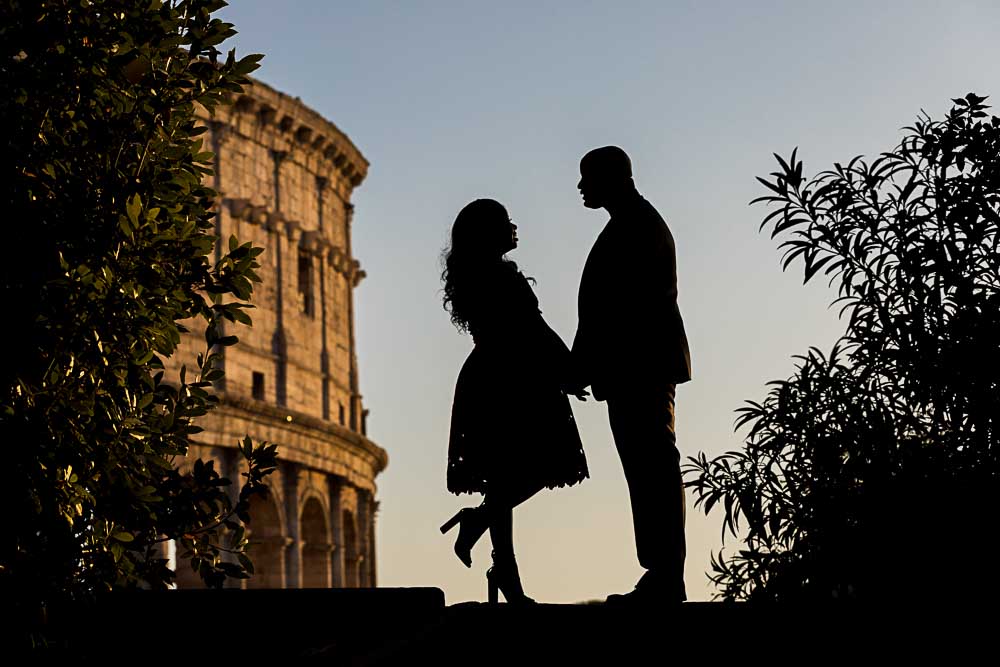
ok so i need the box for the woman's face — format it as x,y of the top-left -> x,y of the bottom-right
502,214 -> 518,254
489,205 -> 517,255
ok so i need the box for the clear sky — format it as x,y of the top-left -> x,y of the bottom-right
218,0 -> 1000,602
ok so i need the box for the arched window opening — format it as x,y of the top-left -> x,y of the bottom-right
245,493 -> 285,588
300,497 -> 331,588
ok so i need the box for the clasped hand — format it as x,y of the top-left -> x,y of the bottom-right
562,382 -> 590,401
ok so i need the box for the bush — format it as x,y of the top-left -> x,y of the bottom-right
1,0 -> 277,640
686,94 -> 1000,601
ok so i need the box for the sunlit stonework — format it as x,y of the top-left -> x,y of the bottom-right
164,78 -> 387,588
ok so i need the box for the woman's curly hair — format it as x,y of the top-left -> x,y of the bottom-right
441,199 -> 522,333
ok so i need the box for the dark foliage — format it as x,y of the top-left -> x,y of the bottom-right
686,94 -> 1000,601
1,0 -> 278,641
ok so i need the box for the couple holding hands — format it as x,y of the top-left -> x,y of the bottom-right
440,146 -> 692,606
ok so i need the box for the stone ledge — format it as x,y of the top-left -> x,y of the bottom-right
37,588 -> 443,660
356,598 -> 992,665
25,589 -> 992,662
194,394 -> 389,490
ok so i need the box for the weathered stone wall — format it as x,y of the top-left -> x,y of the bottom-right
165,78 -> 385,589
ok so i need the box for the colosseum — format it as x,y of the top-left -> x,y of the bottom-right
164,77 -> 387,589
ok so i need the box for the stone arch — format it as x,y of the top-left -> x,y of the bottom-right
300,494 -> 332,588
342,509 -> 359,588
245,492 -> 286,588
171,448 -> 233,589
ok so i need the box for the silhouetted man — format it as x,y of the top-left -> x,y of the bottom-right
572,146 -> 692,604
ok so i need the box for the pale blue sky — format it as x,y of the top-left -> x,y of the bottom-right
219,0 -> 1000,602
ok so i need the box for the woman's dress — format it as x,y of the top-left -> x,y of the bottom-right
447,263 -> 589,495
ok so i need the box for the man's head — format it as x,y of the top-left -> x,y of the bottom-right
578,146 -> 634,209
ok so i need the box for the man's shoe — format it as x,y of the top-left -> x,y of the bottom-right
606,587 -> 656,606
606,572 -> 686,606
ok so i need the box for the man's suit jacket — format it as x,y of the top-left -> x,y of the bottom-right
572,194 -> 691,401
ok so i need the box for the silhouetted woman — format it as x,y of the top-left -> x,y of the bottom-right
440,198 -> 589,604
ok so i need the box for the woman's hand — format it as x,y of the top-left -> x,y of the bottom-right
562,381 -> 590,401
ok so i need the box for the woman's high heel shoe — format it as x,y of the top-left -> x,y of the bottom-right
439,505 -> 488,568
486,551 -> 536,605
